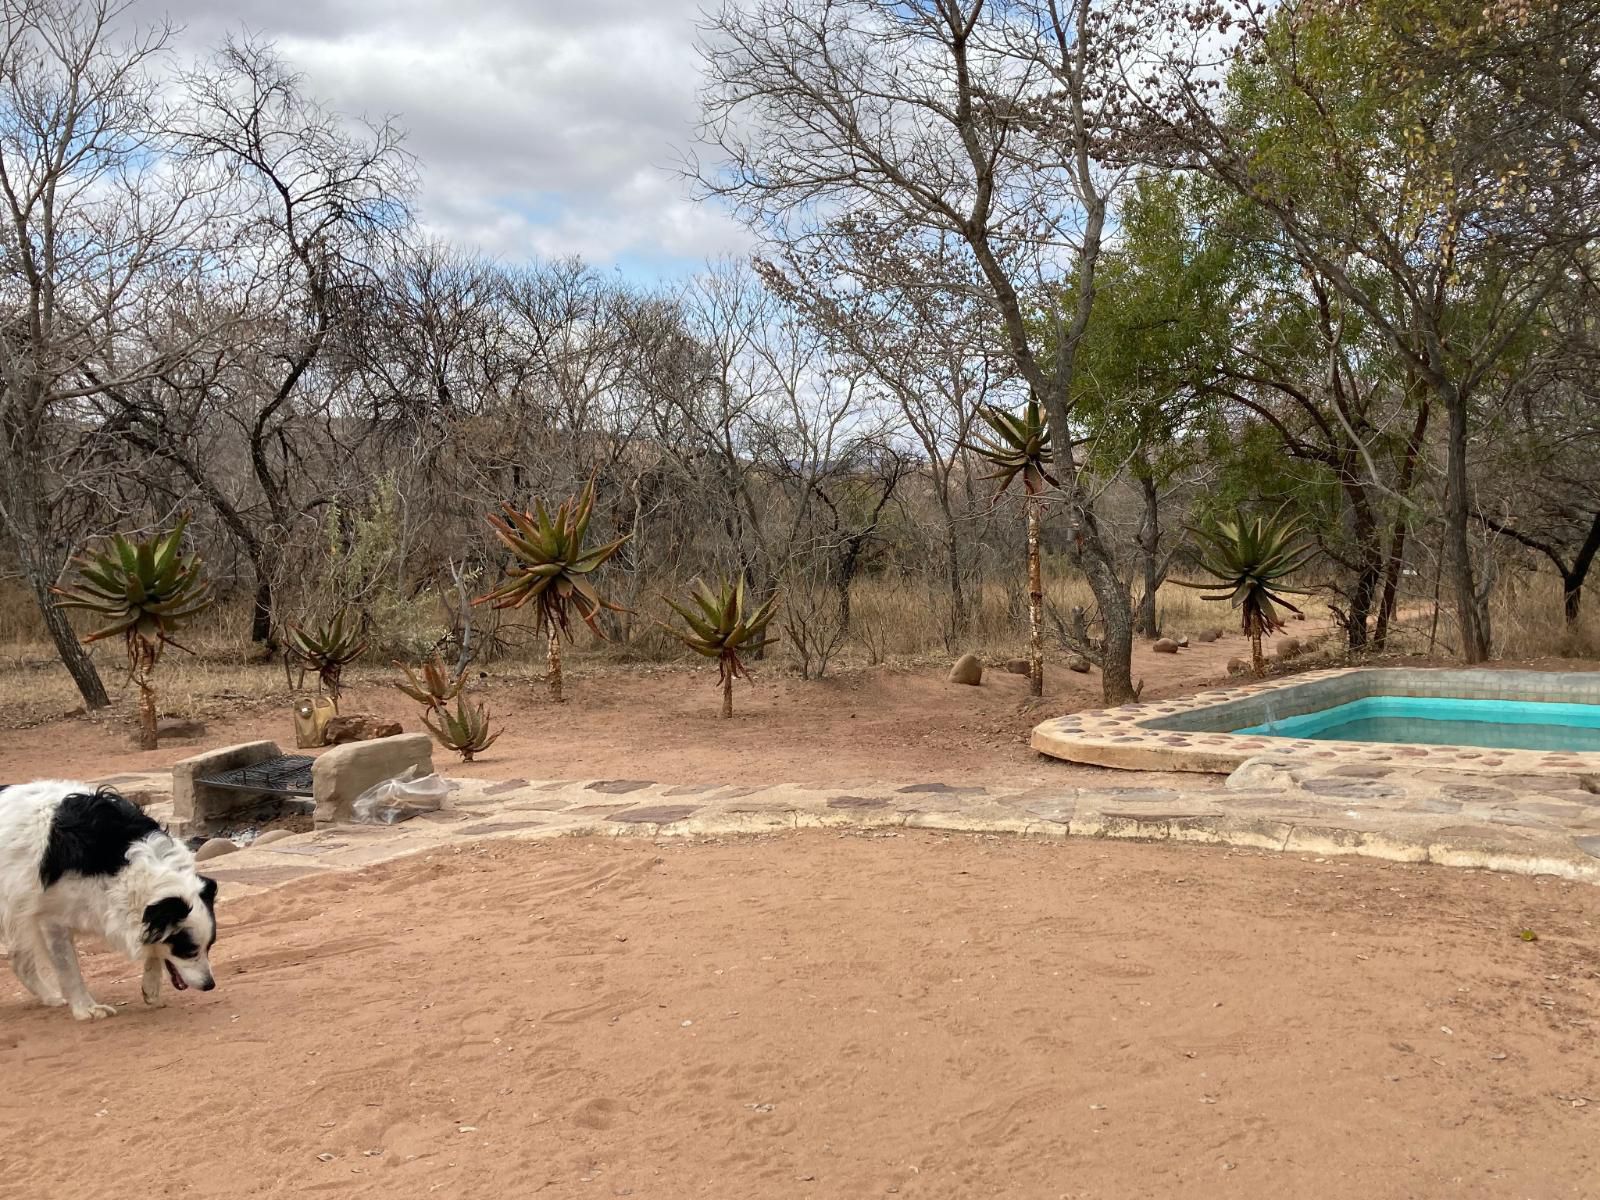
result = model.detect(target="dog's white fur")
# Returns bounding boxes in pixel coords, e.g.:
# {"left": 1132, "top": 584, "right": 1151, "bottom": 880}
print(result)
{"left": 0, "top": 779, "right": 216, "bottom": 1019}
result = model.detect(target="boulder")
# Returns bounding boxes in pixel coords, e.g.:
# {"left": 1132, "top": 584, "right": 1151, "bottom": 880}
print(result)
{"left": 194, "top": 838, "right": 239, "bottom": 863}
{"left": 1226, "top": 657, "right": 1249, "bottom": 676}
{"left": 1067, "top": 655, "right": 1092, "bottom": 674}
{"left": 251, "top": 829, "right": 297, "bottom": 847}
{"left": 311, "top": 733, "right": 434, "bottom": 825}
{"left": 948, "top": 654, "right": 984, "bottom": 686}
{"left": 1002, "top": 658, "right": 1031, "bottom": 676}
{"left": 1152, "top": 638, "right": 1180, "bottom": 654}
{"left": 322, "top": 714, "right": 404, "bottom": 745}
{"left": 1196, "top": 630, "right": 1219, "bottom": 643}
{"left": 1276, "top": 638, "right": 1303, "bottom": 660}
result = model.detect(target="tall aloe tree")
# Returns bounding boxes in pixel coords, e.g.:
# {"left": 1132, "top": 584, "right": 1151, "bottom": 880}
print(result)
{"left": 474, "top": 477, "right": 629, "bottom": 702}
{"left": 964, "top": 396, "right": 1056, "bottom": 696}
{"left": 285, "top": 608, "right": 368, "bottom": 704}
{"left": 53, "top": 519, "right": 213, "bottom": 749}
{"left": 662, "top": 575, "right": 781, "bottom": 718}
{"left": 1174, "top": 506, "right": 1316, "bottom": 675}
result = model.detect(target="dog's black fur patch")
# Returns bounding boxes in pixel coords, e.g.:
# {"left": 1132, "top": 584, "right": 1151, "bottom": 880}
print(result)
{"left": 142, "top": 895, "right": 192, "bottom": 945}
{"left": 40, "top": 787, "right": 161, "bottom": 887}
{"left": 199, "top": 876, "right": 219, "bottom": 947}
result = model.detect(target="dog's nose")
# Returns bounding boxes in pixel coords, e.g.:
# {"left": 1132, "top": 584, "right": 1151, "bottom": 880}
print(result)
{"left": 199, "top": 978, "right": 216, "bottom": 992}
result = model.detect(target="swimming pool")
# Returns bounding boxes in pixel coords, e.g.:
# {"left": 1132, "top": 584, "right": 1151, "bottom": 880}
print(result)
{"left": 1030, "top": 668, "right": 1600, "bottom": 774}
{"left": 1233, "top": 696, "right": 1600, "bottom": 753}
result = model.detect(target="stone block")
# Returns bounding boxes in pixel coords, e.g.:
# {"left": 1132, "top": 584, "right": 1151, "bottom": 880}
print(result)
{"left": 172, "top": 741, "right": 281, "bottom": 832}
{"left": 312, "top": 733, "right": 434, "bottom": 825}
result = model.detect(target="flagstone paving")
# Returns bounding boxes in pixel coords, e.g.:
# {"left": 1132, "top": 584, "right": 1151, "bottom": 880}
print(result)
{"left": 92, "top": 754, "right": 1600, "bottom": 901}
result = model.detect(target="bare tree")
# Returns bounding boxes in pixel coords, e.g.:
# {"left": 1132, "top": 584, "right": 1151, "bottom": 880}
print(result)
{"left": 696, "top": 0, "right": 1145, "bottom": 701}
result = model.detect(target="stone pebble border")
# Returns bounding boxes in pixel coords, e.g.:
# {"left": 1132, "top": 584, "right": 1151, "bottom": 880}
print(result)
{"left": 95, "top": 763, "right": 1600, "bottom": 902}
{"left": 1030, "top": 666, "right": 1600, "bottom": 777}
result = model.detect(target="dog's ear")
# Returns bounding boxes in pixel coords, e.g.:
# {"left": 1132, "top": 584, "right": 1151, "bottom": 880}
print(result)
{"left": 142, "top": 895, "right": 192, "bottom": 944}
{"left": 199, "top": 876, "right": 218, "bottom": 912}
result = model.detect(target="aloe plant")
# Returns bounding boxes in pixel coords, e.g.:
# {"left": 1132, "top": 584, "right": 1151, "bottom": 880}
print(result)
{"left": 285, "top": 608, "right": 368, "bottom": 702}
{"left": 474, "top": 476, "right": 630, "bottom": 702}
{"left": 423, "top": 695, "right": 501, "bottom": 762}
{"left": 662, "top": 575, "right": 780, "bottom": 718}
{"left": 963, "top": 396, "right": 1057, "bottom": 697}
{"left": 53, "top": 518, "right": 212, "bottom": 750}
{"left": 393, "top": 655, "right": 465, "bottom": 712}
{"left": 1173, "top": 505, "right": 1316, "bottom": 675}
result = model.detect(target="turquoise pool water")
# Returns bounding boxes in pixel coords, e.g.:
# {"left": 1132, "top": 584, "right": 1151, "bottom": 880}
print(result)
{"left": 1234, "top": 696, "right": 1600, "bottom": 752}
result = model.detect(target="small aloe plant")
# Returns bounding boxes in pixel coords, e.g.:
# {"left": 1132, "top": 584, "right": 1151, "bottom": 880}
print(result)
{"left": 393, "top": 655, "right": 466, "bottom": 712}
{"left": 1173, "top": 504, "right": 1316, "bottom": 675}
{"left": 423, "top": 696, "right": 501, "bottom": 762}
{"left": 53, "top": 518, "right": 212, "bottom": 750}
{"left": 661, "top": 575, "right": 780, "bottom": 718}
{"left": 285, "top": 608, "right": 369, "bottom": 702}
{"left": 475, "top": 476, "right": 630, "bottom": 703}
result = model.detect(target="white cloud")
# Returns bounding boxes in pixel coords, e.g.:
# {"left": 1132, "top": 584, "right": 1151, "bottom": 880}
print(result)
{"left": 154, "top": 0, "right": 750, "bottom": 274}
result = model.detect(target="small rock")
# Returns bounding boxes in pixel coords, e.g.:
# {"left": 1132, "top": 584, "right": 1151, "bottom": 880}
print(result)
{"left": 1196, "top": 630, "right": 1219, "bottom": 643}
{"left": 1225, "top": 657, "right": 1249, "bottom": 675}
{"left": 1152, "top": 638, "right": 1180, "bottom": 654}
{"left": 252, "top": 829, "right": 296, "bottom": 847}
{"left": 1175, "top": 636, "right": 1190, "bottom": 649}
{"left": 322, "top": 715, "right": 404, "bottom": 745}
{"left": 194, "top": 838, "right": 239, "bottom": 862}
{"left": 1579, "top": 775, "right": 1599, "bottom": 796}
{"left": 156, "top": 716, "right": 207, "bottom": 739}
{"left": 1001, "top": 658, "right": 1030, "bottom": 675}
{"left": 1067, "top": 655, "right": 1091, "bottom": 674}
{"left": 1291, "top": 612, "right": 1306, "bottom": 621}
{"left": 948, "top": 654, "right": 983, "bottom": 686}
{"left": 1275, "top": 638, "right": 1302, "bottom": 660}
{"left": 1227, "top": 757, "right": 1301, "bottom": 791}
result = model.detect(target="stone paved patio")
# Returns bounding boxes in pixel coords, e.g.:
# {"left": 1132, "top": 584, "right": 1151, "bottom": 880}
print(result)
{"left": 95, "top": 755, "right": 1600, "bottom": 902}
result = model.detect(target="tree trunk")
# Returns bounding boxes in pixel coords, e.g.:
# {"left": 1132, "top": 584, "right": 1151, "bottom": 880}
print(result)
{"left": 944, "top": 518, "right": 967, "bottom": 644}
{"left": 27, "top": 569, "right": 110, "bottom": 709}
{"left": 722, "top": 671, "right": 733, "bottom": 719}
{"left": 1563, "top": 512, "right": 1600, "bottom": 627}
{"left": 1249, "top": 615, "right": 1265, "bottom": 677}
{"left": 547, "top": 629, "right": 564, "bottom": 703}
{"left": 1134, "top": 470, "right": 1161, "bottom": 639}
{"left": 136, "top": 674, "right": 158, "bottom": 751}
{"left": 250, "top": 574, "right": 274, "bottom": 647}
{"left": 1444, "top": 391, "right": 1490, "bottom": 662}
{"left": 1026, "top": 495, "right": 1044, "bottom": 698}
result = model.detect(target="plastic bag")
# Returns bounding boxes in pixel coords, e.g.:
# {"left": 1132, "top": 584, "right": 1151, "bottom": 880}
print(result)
{"left": 350, "top": 765, "right": 452, "bottom": 825}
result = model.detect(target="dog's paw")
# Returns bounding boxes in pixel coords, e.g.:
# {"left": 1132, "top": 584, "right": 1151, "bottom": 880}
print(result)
{"left": 71, "top": 1002, "right": 117, "bottom": 1021}
{"left": 142, "top": 986, "right": 165, "bottom": 1007}
{"left": 39, "top": 995, "right": 67, "bottom": 1008}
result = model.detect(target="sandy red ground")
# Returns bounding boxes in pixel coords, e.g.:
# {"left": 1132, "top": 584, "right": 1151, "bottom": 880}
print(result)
{"left": 2, "top": 832, "right": 1596, "bottom": 1199}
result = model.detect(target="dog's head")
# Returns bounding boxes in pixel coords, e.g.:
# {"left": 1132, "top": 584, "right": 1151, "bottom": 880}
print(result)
{"left": 140, "top": 876, "right": 219, "bottom": 992}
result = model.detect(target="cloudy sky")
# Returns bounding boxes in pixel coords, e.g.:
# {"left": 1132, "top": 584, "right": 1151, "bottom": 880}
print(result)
{"left": 156, "top": 0, "right": 751, "bottom": 279}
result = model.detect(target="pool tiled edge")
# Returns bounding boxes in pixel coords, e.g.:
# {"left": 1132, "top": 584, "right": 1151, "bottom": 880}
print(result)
{"left": 1030, "top": 668, "right": 1600, "bottom": 777}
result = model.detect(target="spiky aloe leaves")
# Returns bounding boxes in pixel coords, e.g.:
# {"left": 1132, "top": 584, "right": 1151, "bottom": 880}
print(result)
{"left": 661, "top": 575, "right": 781, "bottom": 685}
{"left": 1172, "top": 504, "right": 1318, "bottom": 634}
{"left": 474, "top": 477, "right": 630, "bottom": 640}
{"left": 53, "top": 517, "right": 212, "bottom": 656}
{"left": 422, "top": 695, "right": 501, "bottom": 762}
{"left": 286, "top": 608, "right": 369, "bottom": 694}
{"left": 963, "top": 397, "right": 1058, "bottom": 496}
{"left": 394, "top": 655, "right": 465, "bottom": 710}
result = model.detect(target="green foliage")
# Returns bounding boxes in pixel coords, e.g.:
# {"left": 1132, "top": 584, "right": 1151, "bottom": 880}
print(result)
{"left": 1175, "top": 506, "right": 1317, "bottom": 637}
{"left": 964, "top": 397, "right": 1056, "bottom": 496}
{"left": 285, "top": 608, "right": 369, "bottom": 699}
{"left": 475, "top": 477, "right": 630, "bottom": 640}
{"left": 54, "top": 518, "right": 212, "bottom": 664}
{"left": 662, "top": 575, "right": 781, "bottom": 686}
{"left": 423, "top": 695, "right": 501, "bottom": 762}
{"left": 393, "top": 655, "right": 465, "bottom": 711}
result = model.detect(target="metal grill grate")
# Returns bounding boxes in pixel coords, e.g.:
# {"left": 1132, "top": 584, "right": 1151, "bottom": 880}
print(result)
{"left": 196, "top": 754, "right": 315, "bottom": 797}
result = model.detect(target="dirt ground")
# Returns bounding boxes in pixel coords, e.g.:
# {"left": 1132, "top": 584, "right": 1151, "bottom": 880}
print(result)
{"left": 2, "top": 620, "right": 1346, "bottom": 788}
{"left": 1, "top": 831, "right": 1595, "bottom": 1199}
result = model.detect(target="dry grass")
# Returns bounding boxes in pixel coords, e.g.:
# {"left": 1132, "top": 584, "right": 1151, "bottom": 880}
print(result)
{"left": 1, "top": 568, "right": 1590, "bottom": 731}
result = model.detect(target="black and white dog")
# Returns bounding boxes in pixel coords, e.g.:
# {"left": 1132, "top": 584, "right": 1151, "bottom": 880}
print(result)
{"left": 0, "top": 780, "right": 218, "bottom": 1020}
